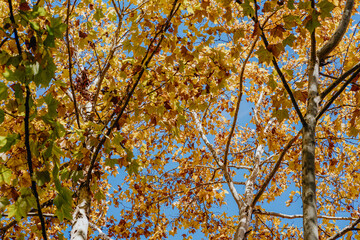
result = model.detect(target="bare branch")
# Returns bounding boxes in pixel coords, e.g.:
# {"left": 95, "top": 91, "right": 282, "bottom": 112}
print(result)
{"left": 223, "top": 34, "right": 259, "bottom": 168}
{"left": 259, "top": 31, "right": 307, "bottom": 126}
{"left": 327, "top": 217, "right": 360, "bottom": 240}
{"left": 66, "top": 0, "right": 81, "bottom": 129}
{"left": 252, "top": 131, "right": 300, "bottom": 208}
{"left": 317, "top": 0, "right": 355, "bottom": 61}
{"left": 89, "top": 222, "right": 114, "bottom": 240}
{"left": 92, "top": 12, "right": 124, "bottom": 113}
{"left": 191, "top": 111, "right": 243, "bottom": 208}
{"left": 195, "top": 164, "right": 253, "bottom": 170}
{"left": 317, "top": 67, "right": 360, "bottom": 120}
{"left": 191, "top": 112, "right": 223, "bottom": 167}
{"left": 85, "top": 0, "right": 181, "bottom": 185}
{"left": 320, "top": 62, "right": 360, "bottom": 99}
{"left": 254, "top": 210, "right": 357, "bottom": 221}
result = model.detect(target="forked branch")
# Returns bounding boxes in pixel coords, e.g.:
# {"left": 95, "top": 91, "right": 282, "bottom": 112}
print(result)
{"left": 317, "top": 0, "right": 355, "bottom": 61}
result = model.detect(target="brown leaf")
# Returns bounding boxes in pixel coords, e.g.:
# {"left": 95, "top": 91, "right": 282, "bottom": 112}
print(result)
{"left": 350, "top": 84, "right": 360, "bottom": 92}
{"left": 19, "top": 2, "right": 31, "bottom": 11}
{"left": 79, "top": 31, "right": 88, "bottom": 39}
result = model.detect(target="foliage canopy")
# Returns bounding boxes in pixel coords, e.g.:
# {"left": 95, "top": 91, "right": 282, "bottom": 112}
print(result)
{"left": 0, "top": 0, "right": 360, "bottom": 239}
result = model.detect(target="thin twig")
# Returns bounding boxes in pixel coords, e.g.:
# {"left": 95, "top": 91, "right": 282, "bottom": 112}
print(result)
{"left": 85, "top": 0, "right": 181, "bottom": 186}
{"left": 258, "top": 30, "right": 306, "bottom": 126}
{"left": 320, "top": 62, "right": 360, "bottom": 99}
{"left": 317, "top": 67, "right": 360, "bottom": 120}
{"left": 223, "top": 34, "right": 259, "bottom": 168}
{"left": 66, "top": 0, "right": 81, "bottom": 129}
{"left": 252, "top": 131, "right": 300, "bottom": 208}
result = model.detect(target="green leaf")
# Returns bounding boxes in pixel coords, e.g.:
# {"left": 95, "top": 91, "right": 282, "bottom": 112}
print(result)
{"left": 95, "top": 189, "right": 105, "bottom": 201}
{"left": 3, "top": 67, "right": 26, "bottom": 83}
{"left": 318, "top": 0, "right": 335, "bottom": 19}
{"left": 255, "top": 45, "right": 273, "bottom": 64}
{"left": 32, "top": 6, "right": 47, "bottom": 17}
{"left": 267, "top": 75, "right": 277, "bottom": 90}
{"left": 127, "top": 160, "right": 140, "bottom": 175}
{"left": 240, "top": 0, "right": 254, "bottom": 17}
{"left": 30, "top": 21, "right": 40, "bottom": 31}
{"left": 0, "top": 82, "right": 8, "bottom": 101}
{"left": 0, "top": 165, "right": 12, "bottom": 184}
{"left": 7, "top": 188, "right": 36, "bottom": 221}
{"left": 94, "top": 8, "right": 105, "bottom": 21}
{"left": 49, "top": 17, "right": 67, "bottom": 38}
{"left": 0, "top": 134, "right": 19, "bottom": 153}
{"left": 44, "top": 34, "right": 55, "bottom": 47}
{"left": 0, "top": 197, "right": 10, "bottom": 209}
{"left": 272, "top": 109, "right": 289, "bottom": 122}
{"left": 283, "top": 34, "right": 296, "bottom": 47}
{"left": 44, "top": 93, "right": 59, "bottom": 118}
{"left": 54, "top": 187, "right": 73, "bottom": 221}
{"left": 0, "top": 109, "right": 4, "bottom": 123}
{"left": 0, "top": 51, "right": 11, "bottom": 65}
{"left": 105, "top": 158, "right": 118, "bottom": 168}
{"left": 287, "top": 0, "right": 295, "bottom": 10}
{"left": 35, "top": 170, "right": 51, "bottom": 186}
{"left": 304, "top": 13, "right": 321, "bottom": 33}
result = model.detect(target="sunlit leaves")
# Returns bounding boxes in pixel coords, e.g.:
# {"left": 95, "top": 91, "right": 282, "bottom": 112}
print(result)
{"left": 318, "top": 0, "right": 335, "bottom": 19}
{"left": 255, "top": 45, "right": 273, "bottom": 64}
{"left": 54, "top": 186, "right": 73, "bottom": 221}
{"left": 0, "top": 165, "right": 12, "bottom": 184}
{"left": 7, "top": 188, "right": 36, "bottom": 221}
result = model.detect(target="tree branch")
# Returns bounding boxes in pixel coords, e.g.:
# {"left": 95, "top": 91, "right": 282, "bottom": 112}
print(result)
{"left": 327, "top": 217, "right": 360, "bottom": 240}
{"left": 320, "top": 62, "right": 360, "bottom": 99}
{"left": 317, "top": 67, "right": 360, "bottom": 120}
{"left": 259, "top": 31, "right": 307, "bottom": 126}
{"left": 89, "top": 222, "right": 114, "bottom": 240}
{"left": 85, "top": 0, "right": 181, "bottom": 186}
{"left": 7, "top": 0, "right": 47, "bottom": 239}
{"left": 66, "top": 0, "right": 81, "bottom": 129}
{"left": 252, "top": 130, "right": 300, "bottom": 208}
{"left": 191, "top": 111, "right": 243, "bottom": 209}
{"left": 92, "top": 10, "right": 124, "bottom": 113}
{"left": 317, "top": 0, "right": 355, "bottom": 61}
{"left": 254, "top": 210, "right": 357, "bottom": 221}
{"left": 223, "top": 33, "right": 259, "bottom": 168}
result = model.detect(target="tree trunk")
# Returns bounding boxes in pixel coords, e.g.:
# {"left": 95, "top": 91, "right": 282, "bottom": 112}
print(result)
{"left": 70, "top": 184, "right": 91, "bottom": 240}
{"left": 302, "top": 32, "right": 320, "bottom": 239}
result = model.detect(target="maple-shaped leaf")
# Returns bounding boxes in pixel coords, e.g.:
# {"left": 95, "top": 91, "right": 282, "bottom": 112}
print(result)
{"left": 318, "top": 0, "right": 335, "bottom": 19}
{"left": 283, "top": 34, "right": 296, "bottom": 47}
{"left": 262, "top": 1, "right": 275, "bottom": 13}
{"left": 266, "top": 43, "right": 284, "bottom": 58}
{"left": 304, "top": 13, "right": 321, "bottom": 33}
{"left": 255, "top": 45, "right": 273, "bottom": 64}
{"left": 272, "top": 109, "right": 289, "bottom": 122}
{"left": 270, "top": 25, "right": 286, "bottom": 38}
{"left": 0, "top": 165, "right": 11, "bottom": 184}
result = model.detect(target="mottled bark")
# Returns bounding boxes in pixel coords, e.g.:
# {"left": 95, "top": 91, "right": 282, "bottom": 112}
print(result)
{"left": 70, "top": 185, "right": 91, "bottom": 240}
{"left": 302, "top": 20, "right": 320, "bottom": 238}
{"left": 302, "top": 1, "right": 355, "bottom": 239}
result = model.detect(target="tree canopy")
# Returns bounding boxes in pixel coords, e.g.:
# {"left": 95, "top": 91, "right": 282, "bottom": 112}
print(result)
{"left": 1, "top": 0, "right": 360, "bottom": 239}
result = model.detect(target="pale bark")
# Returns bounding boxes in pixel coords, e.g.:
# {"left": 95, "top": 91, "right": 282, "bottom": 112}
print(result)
{"left": 253, "top": 210, "right": 356, "bottom": 221}
{"left": 317, "top": 0, "right": 355, "bottom": 61}
{"left": 70, "top": 185, "right": 91, "bottom": 240}
{"left": 302, "top": 1, "right": 355, "bottom": 239}
{"left": 302, "top": 29, "right": 320, "bottom": 240}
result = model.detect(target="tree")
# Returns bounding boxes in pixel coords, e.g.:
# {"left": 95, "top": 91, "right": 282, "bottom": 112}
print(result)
{"left": 0, "top": 0, "right": 360, "bottom": 239}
